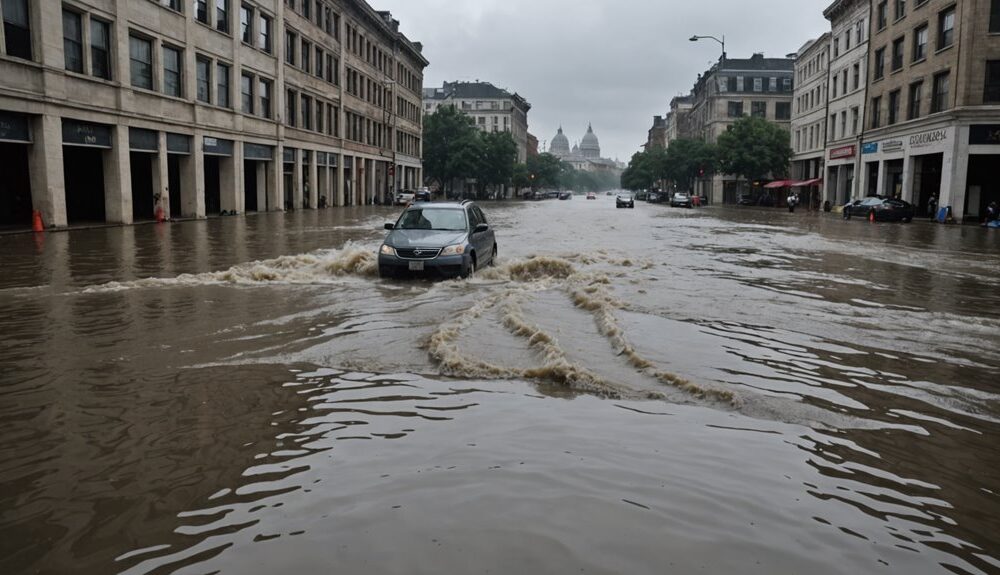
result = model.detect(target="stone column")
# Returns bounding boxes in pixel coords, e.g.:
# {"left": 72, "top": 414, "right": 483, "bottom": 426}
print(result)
{"left": 154, "top": 132, "right": 169, "bottom": 219}
{"left": 874, "top": 160, "right": 887, "bottom": 199}
{"left": 220, "top": 144, "right": 241, "bottom": 214}
{"left": 29, "top": 114, "right": 67, "bottom": 228}
{"left": 181, "top": 133, "right": 205, "bottom": 219}
{"left": 307, "top": 152, "right": 318, "bottom": 209}
{"left": 256, "top": 161, "right": 267, "bottom": 212}
{"left": 901, "top": 154, "right": 915, "bottom": 203}
{"left": 335, "top": 154, "right": 345, "bottom": 206}
{"left": 103, "top": 124, "right": 132, "bottom": 224}
{"left": 367, "top": 158, "right": 375, "bottom": 205}
{"left": 940, "top": 128, "right": 967, "bottom": 221}
{"left": 292, "top": 150, "right": 303, "bottom": 210}
{"left": 269, "top": 145, "right": 283, "bottom": 211}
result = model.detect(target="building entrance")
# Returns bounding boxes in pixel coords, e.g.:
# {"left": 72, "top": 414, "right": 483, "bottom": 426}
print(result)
{"left": 203, "top": 156, "right": 221, "bottom": 215}
{"left": 0, "top": 143, "right": 32, "bottom": 228}
{"left": 130, "top": 152, "right": 156, "bottom": 222}
{"left": 63, "top": 147, "right": 106, "bottom": 224}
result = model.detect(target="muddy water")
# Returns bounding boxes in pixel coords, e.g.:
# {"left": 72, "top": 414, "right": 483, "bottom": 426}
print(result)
{"left": 1, "top": 199, "right": 999, "bottom": 574}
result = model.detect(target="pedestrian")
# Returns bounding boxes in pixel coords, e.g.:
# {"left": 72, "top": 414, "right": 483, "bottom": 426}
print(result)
{"left": 787, "top": 191, "right": 797, "bottom": 213}
{"left": 985, "top": 201, "right": 999, "bottom": 226}
{"left": 927, "top": 194, "right": 938, "bottom": 219}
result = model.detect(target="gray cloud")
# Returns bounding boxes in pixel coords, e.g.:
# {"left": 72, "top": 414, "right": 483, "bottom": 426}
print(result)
{"left": 377, "top": 0, "right": 830, "bottom": 161}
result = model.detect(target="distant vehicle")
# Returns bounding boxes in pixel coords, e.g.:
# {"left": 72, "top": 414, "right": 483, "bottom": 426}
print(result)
{"left": 606, "top": 191, "right": 613, "bottom": 196}
{"left": 414, "top": 190, "right": 431, "bottom": 202}
{"left": 546, "top": 191, "right": 561, "bottom": 199}
{"left": 843, "top": 196, "right": 915, "bottom": 222}
{"left": 635, "top": 190, "right": 648, "bottom": 201}
{"left": 616, "top": 193, "right": 635, "bottom": 209}
{"left": 558, "top": 191, "right": 572, "bottom": 200}
{"left": 379, "top": 200, "right": 497, "bottom": 279}
{"left": 737, "top": 194, "right": 755, "bottom": 206}
{"left": 670, "top": 192, "right": 693, "bottom": 208}
{"left": 647, "top": 192, "right": 663, "bottom": 203}
{"left": 586, "top": 192, "right": 597, "bottom": 200}
{"left": 395, "top": 190, "right": 415, "bottom": 205}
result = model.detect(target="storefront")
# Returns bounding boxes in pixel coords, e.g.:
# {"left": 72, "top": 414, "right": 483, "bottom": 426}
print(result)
{"left": 861, "top": 126, "right": 952, "bottom": 212}
{"left": 243, "top": 143, "right": 274, "bottom": 213}
{"left": 62, "top": 119, "right": 112, "bottom": 224}
{"left": 965, "top": 124, "right": 1000, "bottom": 222}
{"left": 0, "top": 111, "right": 33, "bottom": 228}
{"left": 825, "top": 144, "right": 856, "bottom": 206}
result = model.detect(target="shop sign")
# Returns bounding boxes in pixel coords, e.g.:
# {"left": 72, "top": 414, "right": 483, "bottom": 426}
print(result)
{"left": 909, "top": 128, "right": 948, "bottom": 149}
{"left": 969, "top": 124, "right": 1000, "bottom": 145}
{"left": 62, "top": 119, "right": 112, "bottom": 148}
{"left": 0, "top": 111, "right": 31, "bottom": 143}
{"left": 244, "top": 143, "right": 273, "bottom": 160}
{"left": 129, "top": 128, "right": 158, "bottom": 152}
{"left": 862, "top": 142, "right": 878, "bottom": 154}
{"left": 203, "top": 136, "right": 233, "bottom": 156}
{"left": 881, "top": 140, "right": 904, "bottom": 152}
{"left": 166, "top": 133, "right": 191, "bottom": 154}
{"left": 829, "top": 145, "right": 855, "bottom": 160}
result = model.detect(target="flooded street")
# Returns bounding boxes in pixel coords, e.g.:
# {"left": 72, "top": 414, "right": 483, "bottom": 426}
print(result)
{"left": 1, "top": 198, "right": 999, "bottom": 575}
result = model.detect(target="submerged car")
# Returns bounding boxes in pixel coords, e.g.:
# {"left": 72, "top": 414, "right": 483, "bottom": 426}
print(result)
{"left": 379, "top": 201, "right": 497, "bottom": 279}
{"left": 616, "top": 193, "right": 635, "bottom": 209}
{"left": 670, "top": 192, "right": 693, "bottom": 208}
{"left": 843, "top": 197, "right": 915, "bottom": 222}
{"left": 559, "top": 191, "right": 572, "bottom": 200}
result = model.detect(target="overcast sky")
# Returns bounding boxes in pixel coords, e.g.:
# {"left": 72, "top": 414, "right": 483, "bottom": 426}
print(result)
{"left": 375, "top": 0, "right": 831, "bottom": 162}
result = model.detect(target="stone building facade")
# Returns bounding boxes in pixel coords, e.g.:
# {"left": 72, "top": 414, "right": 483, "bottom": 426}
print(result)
{"left": 790, "top": 33, "right": 831, "bottom": 204}
{"left": 860, "top": 0, "right": 1000, "bottom": 221}
{"left": 0, "top": 0, "right": 426, "bottom": 229}
{"left": 422, "top": 81, "right": 531, "bottom": 163}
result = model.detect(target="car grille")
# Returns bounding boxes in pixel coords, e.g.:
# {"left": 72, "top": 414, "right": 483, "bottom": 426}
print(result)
{"left": 396, "top": 247, "right": 442, "bottom": 259}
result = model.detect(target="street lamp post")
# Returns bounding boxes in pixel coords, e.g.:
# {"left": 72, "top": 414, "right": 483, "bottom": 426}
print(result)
{"left": 689, "top": 34, "right": 726, "bottom": 66}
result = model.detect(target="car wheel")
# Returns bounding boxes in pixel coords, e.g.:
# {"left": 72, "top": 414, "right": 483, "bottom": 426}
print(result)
{"left": 464, "top": 256, "right": 476, "bottom": 279}
{"left": 489, "top": 244, "right": 498, "bottom": 266}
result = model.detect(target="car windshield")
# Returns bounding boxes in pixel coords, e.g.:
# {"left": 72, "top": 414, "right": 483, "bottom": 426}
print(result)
{"left": 397, "top": 208, "right": 467, "bottom": 231}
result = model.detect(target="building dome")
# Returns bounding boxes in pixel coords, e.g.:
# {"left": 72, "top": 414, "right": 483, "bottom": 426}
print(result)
{"left": 550, "top": 126, "right": 570, "bottom": 157}
{"left": 580, "top": 123, "right": 601, "bottom": 159}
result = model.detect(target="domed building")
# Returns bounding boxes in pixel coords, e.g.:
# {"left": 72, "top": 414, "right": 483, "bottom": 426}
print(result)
{"left": 547, "top": 124, "right": 618, "bottom": 173}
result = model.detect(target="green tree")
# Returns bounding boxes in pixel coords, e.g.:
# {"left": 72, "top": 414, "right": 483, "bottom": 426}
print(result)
{"left": 526, "top": 153, "right": 563, "bottom": 190}
{"left": 512, "top": 163, "right": 532, "bottom": 197}
{"left": 475, "top": 131, "right": 518, "bottom": 198}
{"left": 664, "top": 139, "right": 718, "bottom": 192}
{"left": 622, "top": 148, "right": 668, "bottom": 191}
{"left": 422, "top": 106, "right": 481, "bottom": 194}
{"left": 716, "top": 117, "right": 792, "bottom": 184}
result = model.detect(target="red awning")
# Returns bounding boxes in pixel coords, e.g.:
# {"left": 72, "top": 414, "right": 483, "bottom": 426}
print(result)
{"left": 792, "top": 178, "right": 824, "bottom": 187}
{"left": 763, "top": 180, "right": 796, "bottom": 188}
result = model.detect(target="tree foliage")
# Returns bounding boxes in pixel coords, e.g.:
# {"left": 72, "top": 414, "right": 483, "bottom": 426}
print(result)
{"left": 422, "top": 106, "right": 481, "bottom": 193}
{"left": 525, "top": 153, "right": 563, "bottom": 190}
{"left": 664, "top": 139, "right": 717, "bottom": 192}
{"left": 475, "top": 131, "right": 518, "bottom": 193}
{"left": 715, "top": 116, "right": 792, "bottom": 183}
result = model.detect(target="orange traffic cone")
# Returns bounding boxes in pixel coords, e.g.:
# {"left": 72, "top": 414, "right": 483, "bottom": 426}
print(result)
{"left": 32, "top": 210, "right": 44, "bottom": 232}
{"left": 869, "top": 210, "right": 876, "bottom": 223}
{"left": 155, "top": 206, "right": 166, "bottom": 223}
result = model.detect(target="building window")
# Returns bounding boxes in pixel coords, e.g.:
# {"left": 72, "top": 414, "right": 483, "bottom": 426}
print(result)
{"left": 775, "top": 102, "right": 791, "bottom": 120}
{"left": 985, "top": 61, "right": 1000, "bottom": 103}
{"left": 259, "top": 78, "right": 272, "bottom": 118}
{"left": 853, "top": 63, "right": 860, "bottom": 89}
{"left": 912, "top": 25, "right": 928, "bottom": 62}
{"left": 301, "top": 94, "right": 311, "bottom": 130}
{"left": 316, "top": 101, "right": 324, "bottom": 134}
{"left": 3, "top": 0, "right": 32, "bottom": 60}
{"left": 258, "top": 14, "right": 272, "bottom": 52}
{"left": 992, "top": 0, "right": 1000, "bottom": 33}
{"left": 286, "top": 89, "right": 296, "bottom": 127}
{"left": 62, "top": 9, "right": 83, "bottom": 73}
{"left": 782, "top": 77, "right": 791, "bottom": 92}
{"left": 161, "top": 0, "right": 182, "bottom": 11}
{"left": 727, "top": 101, "right": 743, "bottom": 117}
{"left": 874, "top": 47, "right": 885, "bottom": 80}
{"left": 877, "top": 1, "right": 888, "bottom": 29}
{"left": 768, "top": 77, "right": 777, "bottom": 92}
{"left": 285, "top": 30, "right": 296, "bottom": 65}
{"left": 217, "top": 62, "right": 230, "bottom": 107}
{"left": 841, "top": 110, "right": 847, "bottom": 136}
{"left": 891, "top": 37, "right": 904, "bottom": 71}
{"left": 194, "top": 0, "right": 208, "bottom": 24}
{"left": 938, "top": 6, "right": 954, "bottom": 49}
{"left": 908, "top": 81, "right": 923, "bottom": 119}
{"left": 240, "top": 4, "right": 253, "bottom": 44}
{"left": 301, "top": 40, "right": 310, "bottom": 71}
{"left": 241, "top": 72, "right": 254, "bottom": 113}
{"left": 931, "top": 70, "right": 950, "bottom": 112}
{"left": 845, "top": 30, "right": 851, "bottom": 50}
{"left": 129, "top": 35, "right": 153, "bottom": 90}
{"left": 851, "top": 106, "right": 859, "bottom": 134}
{"left": 753, "top": 77, "right": 762, "bottom": 92}
{"left": 196, "top": 56, "right": 211, "bottom": 103}
{"left": 895, "top": 0, "right": 905, "bottom": 20}
{"left": 887, "top": 89, "right": 900, "bottom": 124}
{"left": 88, "top": 19, "right": 111, "bottom": 80}
{"left": 315, "top": 47, "right": 324, "bottom": 78}
{"left": 834, "top": 37, "right": 840, "bottom": 58}
{"left": 870, "top": 96, "right": 881, "bottom": 128}
{"left": 215, "top": 0, "right": 229, "bottom": 33}
{"left": 162, "top": 46, "right": 182, "bottom": 97}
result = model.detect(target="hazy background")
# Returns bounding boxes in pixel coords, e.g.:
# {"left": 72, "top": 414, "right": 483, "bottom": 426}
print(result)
{"left": 377, "top": 0, "right": 831, "bottom": 162}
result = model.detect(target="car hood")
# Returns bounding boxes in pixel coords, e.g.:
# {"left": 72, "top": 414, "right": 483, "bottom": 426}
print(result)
{"left": 385, "top": 229, "right": 468, "bottom": 248}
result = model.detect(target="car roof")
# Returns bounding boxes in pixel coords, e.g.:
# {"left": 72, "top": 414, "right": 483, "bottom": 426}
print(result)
{"left": 406, "top": 201, "right": 469, "bottom": 210}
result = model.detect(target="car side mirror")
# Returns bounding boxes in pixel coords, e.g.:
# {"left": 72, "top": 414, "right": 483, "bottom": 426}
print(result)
{"left": 474, "top": 223, "right": 489, "bottom": 233}
{"left": 384, "top": 223, "right": 395, "bottom": 230}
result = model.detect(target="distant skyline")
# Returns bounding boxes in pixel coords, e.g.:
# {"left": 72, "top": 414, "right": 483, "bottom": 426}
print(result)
{"left": 376, "top": 0, "right": 831, "bottom": 161}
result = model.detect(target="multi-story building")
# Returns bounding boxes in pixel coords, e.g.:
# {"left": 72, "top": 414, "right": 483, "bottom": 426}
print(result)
{"left": 860, "top": 0, "right": 1000, "bottom": 221}
{"left": 689, "top": 53, "right": 796, "bottom": 203}
{"left": 665, "top": 95, "right": 694, "bottom": 145}
{"left": 824, "top": 0, "right": 871, "bottom": 206}
{"left": 645, "top": 115, "right": 667, "bottom": 150}
{"left": 422, "top": 81, "right": 531, "bottom": 163}
{"left": 790, "top": 33, "right": 831, "bottom": 205}
{"left": 0, "top": 0, "right": 426, "bottom": 230}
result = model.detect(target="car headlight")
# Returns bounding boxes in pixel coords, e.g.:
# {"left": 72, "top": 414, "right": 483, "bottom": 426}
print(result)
{"left": 440, "top": 244, "right": 465, "bottom": 256}
{"left": 380, "top": 244, "right": 396, "bottom": 256}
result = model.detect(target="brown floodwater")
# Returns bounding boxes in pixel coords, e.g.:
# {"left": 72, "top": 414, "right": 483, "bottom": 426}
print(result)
{"left": 1, "top": 199, "right": 998, "bottom": 575}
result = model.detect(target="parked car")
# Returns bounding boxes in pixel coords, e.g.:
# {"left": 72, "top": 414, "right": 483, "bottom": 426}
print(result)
{"left": 379, "top": 201, "right": 497, "bottom": 279}
{"left": 737, "top": 194, "right": 756, "bottom": 206}
{"left": 634, "top": 190, "right": 648, "bottom": 201}
{"left": 559, "top": 191, "right": 572, "bottom": 200}
{"left": 843, "top": 196, "right": 915, "bottom": 222}
{"left": 647, "top": 192, "right": 661, "bottom": 203}
{"left": 616, "top": 193, "right": 635, "bottom": 209}
{"left": 670, "top": 192, "right": 693, "bottom": 208}
{"left": 586, "top": 192, "right": 597, "bottom": 200}
{"left": 395, "top": 190, "right": 415, "bottom": 205}
{"left": 414, "top": 190, "right": 431, "bottom": 202}
{"left": 606, "top": 191, "right": 613, "bottom": 196}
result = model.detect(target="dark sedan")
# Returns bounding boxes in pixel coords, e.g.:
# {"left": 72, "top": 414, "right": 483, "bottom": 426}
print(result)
{"left": 843, "top": 197, "right": 915, "bottom": 222}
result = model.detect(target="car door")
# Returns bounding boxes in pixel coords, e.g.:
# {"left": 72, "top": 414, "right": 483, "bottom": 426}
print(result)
{"left": 473, "top": 206, "right": 495, "bottom": 260}
{"left": 465, "top": 206, "right": 482, "bottom": 257}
